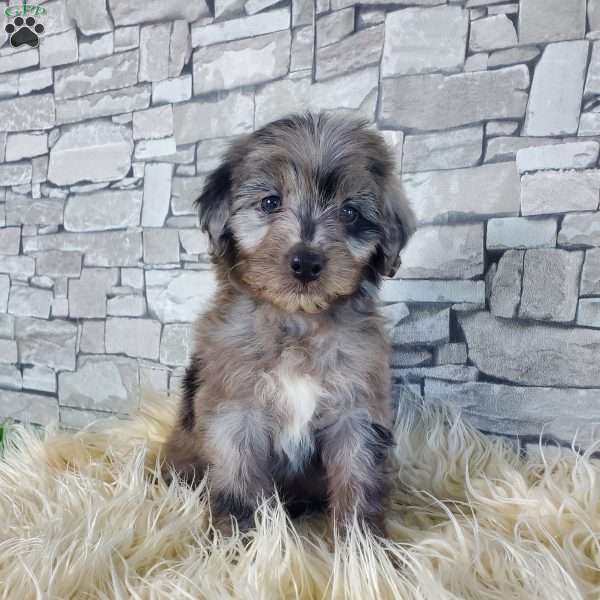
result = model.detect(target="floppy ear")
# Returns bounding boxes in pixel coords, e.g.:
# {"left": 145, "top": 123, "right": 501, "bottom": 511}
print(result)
{"left": 196, "top": 160, "right": 234, "bottom": 258}
{"left": 379, "top": 179, "right": 416, "bottom": 277}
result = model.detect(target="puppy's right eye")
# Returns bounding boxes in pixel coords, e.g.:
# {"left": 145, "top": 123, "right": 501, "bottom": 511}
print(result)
{"left": 261, "top": 195, "right": 281, "bottom": 214}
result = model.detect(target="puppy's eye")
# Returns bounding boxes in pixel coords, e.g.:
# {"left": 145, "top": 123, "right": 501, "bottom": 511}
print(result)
{"left": 261, "top": 195, "right": 281, "bottom": 214}
{"left": 340, "top": 205, "right": 358, "bottom": 224}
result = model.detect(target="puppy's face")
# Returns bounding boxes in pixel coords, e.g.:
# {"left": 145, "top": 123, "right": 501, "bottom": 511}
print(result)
{"left": 198, "top": 114, "right": 414, "bottom": 313}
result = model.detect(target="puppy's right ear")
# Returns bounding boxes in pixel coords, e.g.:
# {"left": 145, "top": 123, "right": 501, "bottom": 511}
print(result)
{"left": 196, "top": 161, "right": 234, "bottom": 258}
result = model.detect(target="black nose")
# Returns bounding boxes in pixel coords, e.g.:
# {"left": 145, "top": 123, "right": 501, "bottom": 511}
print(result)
{"left": 290, "top": 248, "right": 323, "bottom": 282}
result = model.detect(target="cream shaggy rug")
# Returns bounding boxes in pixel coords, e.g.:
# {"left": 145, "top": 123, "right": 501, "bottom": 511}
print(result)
{"left": 1, "top": 394, "right": 599, "bottom": 600}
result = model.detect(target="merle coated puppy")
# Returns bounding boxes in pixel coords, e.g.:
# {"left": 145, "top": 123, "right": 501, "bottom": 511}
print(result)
{"left": 163, "top": 113, "right": 414, "bottom": 535}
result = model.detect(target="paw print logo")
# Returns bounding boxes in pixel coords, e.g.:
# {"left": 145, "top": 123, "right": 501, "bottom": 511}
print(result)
{"left": 5, "top": 16, "right": 44, "bottom": 48}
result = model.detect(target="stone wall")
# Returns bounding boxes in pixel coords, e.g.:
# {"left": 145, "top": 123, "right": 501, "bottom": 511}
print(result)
{"left": 1, "top": 0, "right": 599, "bottom": 446}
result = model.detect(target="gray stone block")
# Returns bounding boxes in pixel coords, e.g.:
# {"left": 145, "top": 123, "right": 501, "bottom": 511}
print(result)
{"left": 105, "top": 317, "right": 161, "bottom": 360}
{"left": 59, "top": 355, "right": 140, "bottom": 413}
{"left": 316, "top": 25, "right": 382, "bottom": 81}
{"left": 390, "top": 349, "right": 433, "bottom": 368}
{"left": 34, "top": 250, "right": 82, "bottom": 278}
{"left": 0, "top": 163, "right": 32, "bottom": 186}
{"left": 585, "top": 42, "right": 600, "bottom": 97}
{"left": 380, "top": 302, "right": 410, "bottom": 331}
{"left": 290, "top": 26, "right": 313, "bottom": 71}
{"left": 317, "top": 8, "right": 353, "bottom": 48}
{"left": 171, "top": 176, "right": 205, "bottom": 216}
{"left": 402, "top": 126, "right": 483, "bottom": 172}
{"left": 0, "top": 390, "right": 58, "bottom": 425}
{"left": 79, "top": 33, "right": 114, "bottom": 62}
{"left": 22, "top": 365, "right": 56, "bottom": 394}
{"left": 0, "top": 255, "right": 35, "bottom": 279}
{"left": 56, "top": 86, "right": 151, "bottom": 125}
{"left": 490, "top": 250, "right": 524, "bottom": 319}
{"left": 142, "top": 163, "right": 173, "bottom": 227}
{"left": 143, "top": 229, "right": 180, "bottom": 264}
{"left": 0, "top": 313, "right": 14, "bottom": 339}
{"left": 470, "top": 15, "right": 517, "bottom": 52}
{"left": 0, "top": 227, "right": 20, "bottom": 255}
{"left": 488, "top": 46, "right": 540, "bottom": 68}
{"left": 107, "top": 295, "right": 147, "bottom": 317}
{"left": 0, "top": 277, "right": 7, "bottom": 314}
{"left": 65, "top": 0, "right": 113, "bottom": 35}
{"left": 487, "top": 217, "right": 557, "bottom": 250}
{"left": 379, "top": 66, "right": 529, "bottom": 131}
{"left": 114, "top": 26, "right": 140, "bottom": 52}
{"left": 134, "top": 137, "right": 177, "bottom": 160}
{"left": 523, "top": 41, "right": 589, "bottom": 136}
{"left": 518, "top": 0, "right": 586, "bottom": 44}
{"left": 521, "top": 171, "right": 600, "bottom": 216}
{"left": 5, "top": 133, "right": 48, "bottom": 162}
{"left": 425, "top": 380, "right": 600, "bottom": 446}
{"left": 133, "top": 105, "right": 173, "bottom": 140}
{"left": 48, "top": 121, "right": 134, "bottom": 186}
{"left": 146, "top": 269, "right": 217, "bottom": 322}
{"left": 40, "top": 29, "right": 79, "bottom": 68}
{"left": 516, "top": 142, "right": 599, "bottom": 173}
{"left": 577, "top": 299, "right": 600, "bottom": 328}
{"left": 24, "top": 231, "right": 142, "bottom": 267}
{"left": 519, "top": 249, "right": 583, "bottom": 322}
{"left": 65, "top": 190, "right": 142, "bottom": 232}
{"left": 0, "top": 94, "right": 55, "bottom": 131}
{"left": 55, "top": 50, "right": 139, "bottom": 100}
{"left": 160, "top": 323, "right": 193, "bottom": 366}
{"left": 0, "top": 364, "right": 22, "bottom": 390}
{"left": 381, "top": 279, "right": 485, "bottom": 305}
{"left": 109, "top": 0, "right": 209, "bottom": 26}
{"left": 390, "top": 307, "right": 450, "bottom": 347}
{"left": 173, "top": 90, "right": 254, "bottom": 145}
{"left": 398, "top": 224, "right": 484, "bottom": 280}
{"left": 169, "top": 21, "right": 192, "bottom": 78}
{"left": 80, "top": 320, "right": 105, "bottom": 354}
{"left": 8, "top": 285, "right": 52, "bottom": 319}
{"left": 0, "top": 338, "right": 17, "bottom": 364}
{"left": 191, "top": 7, "right": 289, "bottom": 46}
{"left": 16, "top": 317, "right": 77, "bottom": 371}
{"left": 194, "top": 31, "right": 291, "bottom": 95}
{"left": 435, "top": 343, "right": 468, "bottom": 365}
{"left": 558, "top": 212, "right": 600, "bottom": 248}
{"left": 69, "top": 268, "right": 118, "bottom": 319}
{"left": 580, "top": 249, "right": 600, "bottom": 296}
{"left": 458, "top": 311, "right": 600, "bottom": 387}
{"left": 403, "top": 162, "right": 520, "bottom": 226}
{"left": 0, "top": 49, "right": 39, "bottom": 74}
{"left": 19, "top": 69, "right": 53, "bottom": 96}
{"left": 485, "top": 137, "right": 560, "bottom": 162}
{"left": 383, "top": 6, "right": 467, "bottom": 77}
{"left": 152, "top": 74, "right": 192, "bottom": 105}
{"left": 139, "top": 23, "right": 171, "bottom": 83}
{"left": 393, "top": 365, "right": 479, "bottom": 383}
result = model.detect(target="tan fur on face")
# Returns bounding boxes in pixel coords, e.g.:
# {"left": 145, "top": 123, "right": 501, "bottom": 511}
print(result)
{"left": 163, "top": 113, "right": 415, "bottom": 535}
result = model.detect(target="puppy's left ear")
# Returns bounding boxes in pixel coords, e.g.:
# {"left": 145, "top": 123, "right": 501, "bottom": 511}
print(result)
{"left": 379, "top": 180, "right": 416, "bottom": 277}
{"left": 196, "top": 160, "right": 234, "bottom": 258}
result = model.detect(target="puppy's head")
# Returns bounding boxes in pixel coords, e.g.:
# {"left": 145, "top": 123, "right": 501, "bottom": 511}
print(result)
{"left": 197, "top": 113, "right": 414, "bottom": 314}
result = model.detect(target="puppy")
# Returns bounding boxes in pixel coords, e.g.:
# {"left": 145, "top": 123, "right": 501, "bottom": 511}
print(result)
{"left": 163, "top": 113, "right": 414, "bottom": 535}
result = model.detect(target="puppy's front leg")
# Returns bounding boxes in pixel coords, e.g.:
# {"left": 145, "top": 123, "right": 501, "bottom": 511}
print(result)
{"left": 318, "top": 411, "right": 393, "bottom": 537}
{"left": 205, "top": 407, "right": 273, "bottom": 531}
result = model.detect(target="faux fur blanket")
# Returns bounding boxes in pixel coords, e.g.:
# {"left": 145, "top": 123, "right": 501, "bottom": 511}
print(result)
{"left": 1, "top": 395, "right": 598, "bottom": 599}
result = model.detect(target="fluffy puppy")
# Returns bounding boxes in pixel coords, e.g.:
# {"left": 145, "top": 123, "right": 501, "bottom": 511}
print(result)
{"left": 163, "top": 113, "right": 414, "bottom": 535}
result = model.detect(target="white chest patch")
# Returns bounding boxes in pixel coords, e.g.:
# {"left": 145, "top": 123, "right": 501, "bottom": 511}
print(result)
{"left": 269, "top": 359, "right": 322, "bottom": 470}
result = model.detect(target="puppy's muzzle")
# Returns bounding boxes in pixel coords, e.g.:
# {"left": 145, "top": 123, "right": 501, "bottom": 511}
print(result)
{"left": 289, "top": 245, "right": 324, "bottom": 283}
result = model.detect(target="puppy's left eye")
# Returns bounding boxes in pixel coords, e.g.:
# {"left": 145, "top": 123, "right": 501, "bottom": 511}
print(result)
{"left": 340, "top": 205, "right": 358, "bottom": 224}
{"left": 261, "top": 195, "right": 281, "bottom": 213}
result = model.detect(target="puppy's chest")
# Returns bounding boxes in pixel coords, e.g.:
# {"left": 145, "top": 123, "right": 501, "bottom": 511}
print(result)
{"left": 263, "top": 347, "right": 325, "bottom": 470}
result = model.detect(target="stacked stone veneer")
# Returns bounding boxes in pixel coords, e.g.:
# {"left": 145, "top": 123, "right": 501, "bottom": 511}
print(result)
{"left": 1, "top": 0, "right": 600, "bottom": 445}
